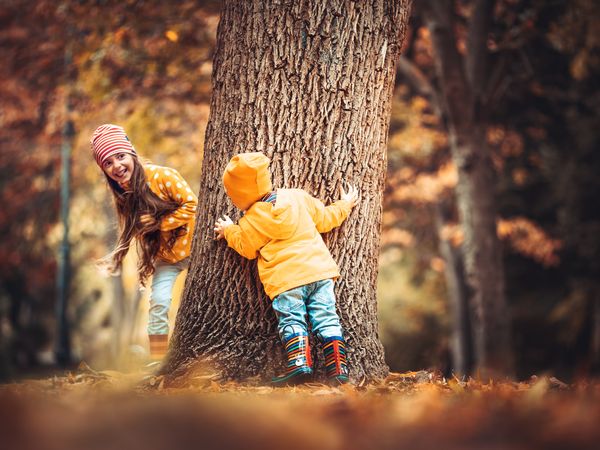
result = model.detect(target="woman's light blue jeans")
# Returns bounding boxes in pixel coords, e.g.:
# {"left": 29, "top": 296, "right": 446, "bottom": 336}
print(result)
{"left": 271, "top": 279, "right": 343, "bottom": 341}
{"left": 148, "top": 258, "right": 188, "bottom": 335}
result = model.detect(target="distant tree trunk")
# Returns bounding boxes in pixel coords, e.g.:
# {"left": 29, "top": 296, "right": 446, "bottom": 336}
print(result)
{"left": 435, "top": 200, "right": 474, "bottom": 377}
{"left": 127, "top": 287, "right": 143, "bottom": 347}
{"left": 422, "top": 0, "right": 514, "bottom": 378}
{"left": 102, "top": 197, "right": 126, "bottom": 362}
{"left": 166, "top": 0, "right": 411, "bottom": 383}
{"left": 110, "top": 275, "right": 125, "bottom": 360}
{"left": 395, "top": 57, "right": 475, "bottom": 377}
{"left": 592, "top": 292, "right": 600, "bottom": 374}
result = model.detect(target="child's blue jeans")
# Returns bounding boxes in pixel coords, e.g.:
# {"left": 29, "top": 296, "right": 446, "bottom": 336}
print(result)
{"left": 271, "top": 279, "right": 343, "bottom": 341}
{"left": 148, "top": 258, "right": 188, "bottom": 335}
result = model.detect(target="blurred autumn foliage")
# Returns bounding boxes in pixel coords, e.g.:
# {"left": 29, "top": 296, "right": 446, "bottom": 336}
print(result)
{"left": 1, "top": 0, "right": 600, "bottom": 385}
{"left": 377, "top": 0, "right": 600, "bottom": 379}
{"left": 0, "top": 0, "right": 219, "bottom": 377}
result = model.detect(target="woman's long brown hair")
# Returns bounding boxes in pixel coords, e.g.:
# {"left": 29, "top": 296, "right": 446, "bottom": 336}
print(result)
{"left": 101, "top": 156, "right": 183, "bottom": 286}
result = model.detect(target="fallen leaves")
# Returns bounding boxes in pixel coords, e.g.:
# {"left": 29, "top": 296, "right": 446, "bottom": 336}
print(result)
{"left": 1, "top": 368, "right": 599, "bottom": 450}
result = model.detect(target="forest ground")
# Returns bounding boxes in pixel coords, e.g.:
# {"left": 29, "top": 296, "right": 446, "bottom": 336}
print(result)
{"left": 1, "top": 365, "right": 599, "bottom": 450}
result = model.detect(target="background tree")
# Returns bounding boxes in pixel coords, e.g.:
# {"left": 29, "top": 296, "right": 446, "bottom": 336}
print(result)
{"left": 415, "top": 0, "right": 514, "bottom": 378}
{"left": 381, "top": 0, "right": 600, "bottom": 379}
{"left": 166, "top": 0, "right": 412, "bottom": 383}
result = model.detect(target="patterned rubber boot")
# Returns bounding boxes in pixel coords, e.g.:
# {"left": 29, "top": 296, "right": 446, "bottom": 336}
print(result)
{"left": 271, "top": 332, "right": 313, "bottom": 386}
{"left": 323, "top": 336, "right": 349, "bottom": 384}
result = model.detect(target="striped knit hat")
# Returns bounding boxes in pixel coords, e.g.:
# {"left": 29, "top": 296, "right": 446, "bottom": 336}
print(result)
{"left": 90, "top": 124, "right": 137, "bottom": 167}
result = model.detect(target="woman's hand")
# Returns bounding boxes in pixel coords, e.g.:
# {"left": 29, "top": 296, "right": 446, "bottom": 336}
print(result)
{"left": 139, "top": 213, "right": 160, "bottom": 231}
{"left": 340, "top": 184, "right": 359, "bottom": 208}
{"left": 214, "top": 215, "right": 234, "bottom": 240}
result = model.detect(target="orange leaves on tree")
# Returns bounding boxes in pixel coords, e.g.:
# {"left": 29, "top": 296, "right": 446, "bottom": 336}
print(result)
{"left": 113, "top": 27, "right": 128, "bottom": 44}
{"left": 429, "top": 257, "right": 445, "bottom": 273}
{"left": 487, "top": 126, "right": 524, "bottom": 157}
{"left": 381, "top": 228, "right": 415, "bottom": 249}
{"left": 440, "top": 223, "right": 464, "bottom": 247}
{"left": 390, "top": 162, "right": 458, "bottom": 204}
{"left": 165, "top": 30, "right": 179, "bottom": 42}
{"left": 497, "top": 217, "right": 563, "bottom": 267}
{"left": 413, "top": 26, "right": 434, "bottom": 69}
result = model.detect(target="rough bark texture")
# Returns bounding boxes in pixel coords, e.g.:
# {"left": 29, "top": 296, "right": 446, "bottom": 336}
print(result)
{"left": 423, "top": 0, "right": 515, "bottom": 378}
{"left": 166, "top": 0, "right": 411, "bottom": 383}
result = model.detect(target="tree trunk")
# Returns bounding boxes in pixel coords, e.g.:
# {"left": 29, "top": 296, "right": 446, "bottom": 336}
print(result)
{"left": 110, "top": 275, "right": 126, "bottom": 361}
{"left": 165, "top": 0, "right": 411, "bottom": 383}
{"left": 423, "top": 0, "right": 514, "bottom": 378}
{"left": 435, "top": 200, "right": 473, "bottom": 377}
{"left": 454, "top": 127, "right": 513, "bottom": 378}
{"left": 102, "top": 196, "right": 127, "bottom": 362}
{"left": 592, "top": 290, "right": 600, "bottom": 374}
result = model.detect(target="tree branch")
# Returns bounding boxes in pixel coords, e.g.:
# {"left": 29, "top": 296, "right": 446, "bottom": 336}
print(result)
{"left": 421, "top": 0, "right": 472, "bottom": 130}
{"left": 396, "top": 55, "right": 444, "bottom": 117}
{"left": 466, "top": 0, "right": 495, "bottom": 107}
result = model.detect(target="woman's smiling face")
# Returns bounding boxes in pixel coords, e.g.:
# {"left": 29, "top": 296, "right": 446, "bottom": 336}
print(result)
{"left": 102, "top": 152, "right": 135, "bottom": 185}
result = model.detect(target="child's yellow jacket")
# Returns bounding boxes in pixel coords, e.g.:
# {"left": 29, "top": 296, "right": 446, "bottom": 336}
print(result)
{"left": 144, "top": 163, "right": 197, "bottom": 263}
{"left": 223, "top": 188, "right": 352, "bottom": 299}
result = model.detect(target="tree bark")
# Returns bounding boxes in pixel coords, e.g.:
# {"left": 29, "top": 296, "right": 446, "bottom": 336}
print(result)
{"left": 592, "top": 291, "right": 600, "bottom": 374}
{"left": 423, "top": 0, "right": 514, "bottom": 378}
{"left": 435, "top": 201, "right": 474, "bottom": 377}
{"left": 102, "top": 196, "right": 127, "bottom": 362}
{"left": 165, "top": 0, "right": 411, "bottom": 384}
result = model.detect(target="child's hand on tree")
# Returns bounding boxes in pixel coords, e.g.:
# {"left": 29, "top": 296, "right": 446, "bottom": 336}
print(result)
{"left": 214, "top": 215, "right": 234, "bottom": 240}
{"left": 340, "top": 184, "right": 359, "bottom": 208}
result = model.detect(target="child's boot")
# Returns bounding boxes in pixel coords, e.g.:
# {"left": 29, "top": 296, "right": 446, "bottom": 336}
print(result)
{"left": 272, "top": 332, "right": 313, "bottom": 386}
{"left": 323, "top": 336, "right": 349, "bottom": 384}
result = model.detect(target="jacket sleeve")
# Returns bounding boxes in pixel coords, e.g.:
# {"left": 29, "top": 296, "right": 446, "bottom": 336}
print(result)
{"left": 223, "top": 215, "right": 269, "bottom": 260}
{"left": 306, "top": 192, "right": 352, "bottom": 233}
{"left": 157, "top": 168, "right": 198, "bottom": 232}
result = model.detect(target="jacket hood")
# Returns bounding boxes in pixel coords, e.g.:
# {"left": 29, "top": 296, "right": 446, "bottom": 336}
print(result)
{"left": 223, "top": 152, "right": 272, "bottom": 210}
{"left": 244, "top": 189, "right": 298, "bottom": 240}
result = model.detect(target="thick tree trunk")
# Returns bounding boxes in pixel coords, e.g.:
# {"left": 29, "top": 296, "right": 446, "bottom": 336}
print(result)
{"left": 165, "top": 0, "right": 411, "bottom": 383}
{"left": 423, "top": 0, "right": 514, "bottom": 378}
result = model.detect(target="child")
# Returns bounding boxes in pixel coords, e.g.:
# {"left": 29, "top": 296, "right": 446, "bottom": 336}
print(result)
{"left": 91, "top": 124, "right": 197, "bottom": 361}
{"left": 214, "top": 152, "right": 358, "bottom": 385}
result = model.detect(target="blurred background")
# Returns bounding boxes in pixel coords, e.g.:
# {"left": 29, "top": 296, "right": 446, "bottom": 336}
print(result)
{"left": 1, "top": 0, "right": 598, "bottom": 382}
